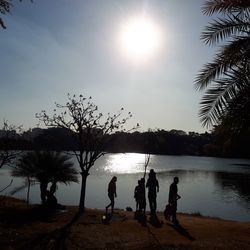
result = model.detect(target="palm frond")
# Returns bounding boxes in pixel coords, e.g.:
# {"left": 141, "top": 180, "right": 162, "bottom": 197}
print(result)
{"left": 201, "top": 15, "right": 250, "bottom": 45}
{"left": 221, "top": 87, "right": 250, "bottom": 132}
{"left": 195, "top": 54, "right": 230, "bottom": 91}
{"left": 202, "top": 0, "right": 250, "bottom": 16}
{"left": 223, "top": 36, "right": 250, "bottom": 59}
{"left": 198, "top": 0, "right": 250, "bottom": 129}
{"left": 195, "top": 36, "right": 250, "bottom": 90}
{"left": 12, "top": 151, "right": 78, "bottom": 187}
{"left": 199, "top": 64, "right": 250, "bottom": 127}
{"left": 199, "top": 79, "right": 236, "bottom": 126}
{"left": 10, "top": 179, "right": 36, "bottom": 195}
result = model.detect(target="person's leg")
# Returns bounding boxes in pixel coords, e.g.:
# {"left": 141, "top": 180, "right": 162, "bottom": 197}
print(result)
{"left": 172, "top": 202, "right": 178, "bottom": 224}
{"left": 106, "top": 193, "right": 113, "bottom": 213}
{"left": 111, "top": 197, "right": 115, "bottom": 214}
{"left": 172, "top": 210, "right": 178, "bottom": 223}
{"left": 148, "top": 196, "right": 153, "bottom": 214}
{"left": 136, "top": 200, "right": 139, "bottom": 211}
{"left": 143, "top": 203, "right": 146, "bottom": 215}
{"left": 149, "top": 196, "right": 156, "bottom": 215}
{"left": 153, "top": 196, "right": 157, "bottom": 214}
{"left": 143, "top": 198, "right": 146, "bottom": 215}
{"left": 138, "top": 200, "right": 142, "bottom": 214}
{"left": 106, "top": 202, "right": 111, "bottom": 209}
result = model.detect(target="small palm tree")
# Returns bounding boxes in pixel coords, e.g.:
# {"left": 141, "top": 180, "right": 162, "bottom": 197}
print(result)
{"left": 12, "top": 151, "right": 78, "bottom": 204}
{"left": 195, "top": 0, "right": 250, "bottom": 128}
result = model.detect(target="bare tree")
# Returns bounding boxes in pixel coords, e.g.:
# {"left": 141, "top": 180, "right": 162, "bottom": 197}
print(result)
{"left": 0, "top": 120, "right": 22, "bottom": 169}
{"left": 143, "top": 154, "right": 150, "bottom": 179}
{"left": 0, "top": 120, "right": 22, "bottom": 195}
{"left": 36, "top": 94, "right": 138, "bottom": 212}
{"left": 0, "top": 0, "right": 33, "bottom": 29}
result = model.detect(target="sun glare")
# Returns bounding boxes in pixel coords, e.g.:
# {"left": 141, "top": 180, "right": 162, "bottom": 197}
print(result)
{"left": 119, "top": 16, "right": 162, "bottom": 62}
{"left": 105, "top": 153, "right": 145, "bottom": 174}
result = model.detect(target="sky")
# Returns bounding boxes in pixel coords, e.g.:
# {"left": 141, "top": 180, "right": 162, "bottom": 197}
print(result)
{"left": 0, "top": 0, "right": 216, "bottom": 133}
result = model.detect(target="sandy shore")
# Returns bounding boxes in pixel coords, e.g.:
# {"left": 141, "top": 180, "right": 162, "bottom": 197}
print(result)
{"left": 0, "top": 196, "right": 250, "bottom": 249}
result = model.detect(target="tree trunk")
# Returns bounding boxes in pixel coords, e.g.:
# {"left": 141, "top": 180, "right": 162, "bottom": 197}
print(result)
{"left": 26, "top": 177, "right": 30, "bottom": 205}
{"left": 79, "top": 171, "right": 89, "bottom": 212}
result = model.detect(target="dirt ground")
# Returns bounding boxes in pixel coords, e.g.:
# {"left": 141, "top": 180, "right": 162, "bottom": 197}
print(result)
{"left": 0, "top": 196, "right": 250, "bottom": 250}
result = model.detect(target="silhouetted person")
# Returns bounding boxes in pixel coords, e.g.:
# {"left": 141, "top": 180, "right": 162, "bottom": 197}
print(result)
{"left": 134, "top": 180, "right": 141, "bottom": 211}
{"left": 169, "top": 176, "right": 181, "bottom": 224}
{"left": 45, "top": 190, "right": 57, "bottom": 208}
{"left": 146, "top": 169, "right": 159, "bottom": 215}
{"left": 106, "top": 176, "right": 117, "bottom": 215}
{"left": 43, "top": 183, "right": 66, "bottom": 210}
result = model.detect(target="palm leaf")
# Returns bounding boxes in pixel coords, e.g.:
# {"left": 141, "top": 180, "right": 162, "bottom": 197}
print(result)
{"left": 10, "top": 179, "right": 37, "bottom": 195}
{"left": 199, "top": 79, "right": 237, "bottom": 126}
{"left": 12, "top": 151, "right": 78, "bottom": 186}
{"left": 202, "top": 0, "right": 250, "bottom": 16}
{"left": 199, "top": 65, "right": 250, "bottom": 127}
{"left": 195, "top": 36, "right": 250, "bottom": 90}
{"left": 201, "top": 15, "right": 250, "bottom": 45}
{"left": 222, "top": 88, "right": 250, "bottom": 132}
{"left": 197, "top": 0, "right": 250, "bottom": 129}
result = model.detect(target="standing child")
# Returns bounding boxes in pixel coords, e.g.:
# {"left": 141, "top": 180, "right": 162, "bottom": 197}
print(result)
{"left": 134, "top": 179, "right": 141, "bottom": 211}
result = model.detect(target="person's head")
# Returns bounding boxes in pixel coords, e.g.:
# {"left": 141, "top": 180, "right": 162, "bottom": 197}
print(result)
{"left": 149, "top": 169, "right": 156, "bottom": 178}
{"left": 173, "top": 176, "right": 179, "bottom": 184}
{"left": 112, "top": 176, "right": 117, "bottom": 182}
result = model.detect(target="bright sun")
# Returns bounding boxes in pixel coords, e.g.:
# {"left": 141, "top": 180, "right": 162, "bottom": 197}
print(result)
{"left": 119, "top": 16, "right": 162, "bottom": 62}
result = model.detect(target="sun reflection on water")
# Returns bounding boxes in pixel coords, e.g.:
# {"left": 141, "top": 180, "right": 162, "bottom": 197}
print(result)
{"left": 104, "top": 153, "right": 147, "bottom": 174}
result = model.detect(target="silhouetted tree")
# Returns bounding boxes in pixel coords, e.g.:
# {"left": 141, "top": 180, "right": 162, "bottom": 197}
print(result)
{"left": 195, "top": 0, "right": 250, "bottom": 128}
{"left": 36, "top": 94, "right": 138, "bottom": 211}
{"left": 0, "top": 120, "right": 22, "bottom": 169}
{"left": 12, "top": 151, "right": 78, "bottom": 204}
{"left": 214, "top": 122, "right": 250, "bottom": 158}
{"left": 0, "top": 0, "right": 32, "bottom": 29}
{"left": 33, "top": 127, "right": 77, "bottom": 151}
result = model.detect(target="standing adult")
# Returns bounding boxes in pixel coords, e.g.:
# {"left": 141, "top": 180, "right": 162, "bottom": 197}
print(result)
{"left": 168, "top": 176, "right": 181, "bottom": 224}
{"left": 134, "top": 179, "right": 141, "bottom": 211}
{"left": 106, "top": 176, "right": 117, "bottom": 215}
{"left": 146, "top": 169, "right": 159, "bottom": 215}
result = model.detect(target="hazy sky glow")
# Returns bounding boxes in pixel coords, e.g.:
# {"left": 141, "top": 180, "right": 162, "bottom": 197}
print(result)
{"left": 0, "top": 0, "right": 215, "bottom": 132}
{"left": 118, "top": 15, "right": 163, "bottom": 62}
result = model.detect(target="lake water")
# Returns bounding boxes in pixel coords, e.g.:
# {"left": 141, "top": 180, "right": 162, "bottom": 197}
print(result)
{"left": 1, "top": 153, "right": 250, "bottom": 222}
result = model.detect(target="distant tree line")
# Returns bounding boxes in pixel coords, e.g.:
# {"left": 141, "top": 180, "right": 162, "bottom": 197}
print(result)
{"left": 1, "top": 127, "right": 249, "bottom": 158}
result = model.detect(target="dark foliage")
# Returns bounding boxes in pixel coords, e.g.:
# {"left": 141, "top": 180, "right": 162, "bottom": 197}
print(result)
{"left": 0, "top": 0, "right": 32, "bottom": 29}
{"left": 196, "top": 0, "right": 250, "bottom": 128}
{"left": 2, "top": 126, "right": 249, "bottom": 158}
